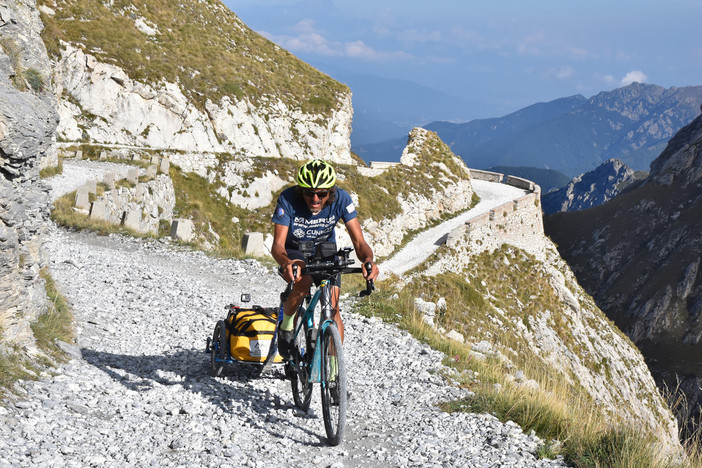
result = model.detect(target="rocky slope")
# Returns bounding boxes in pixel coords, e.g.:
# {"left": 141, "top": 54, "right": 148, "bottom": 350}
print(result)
{"left": 355, "top": 128, "right": 474, "bottom": 258}
{"left": 415, "top": 193, "right": 681, "bottom": 453}
{"left": 0, "top": 227, "right": 571, "bottom": 467}
{"left": 541, "top": 158, "right": 641, "bottom": 214}
{"left": 0, "top": 0, "right": 58, "bottom": 349}
{"left": 545, "top": 112, "right": 702, "bottom": 431}
{"left": 40, "top": 0, "right": 354, "bottom": 164}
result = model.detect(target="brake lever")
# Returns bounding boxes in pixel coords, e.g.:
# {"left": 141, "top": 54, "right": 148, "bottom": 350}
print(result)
{"left": 359, "top": 261, "right": 375, "bottom": 297}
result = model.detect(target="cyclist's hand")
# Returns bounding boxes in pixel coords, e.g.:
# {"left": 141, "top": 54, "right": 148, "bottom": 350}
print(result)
{"left": 283, "top": 261, "right": 303, "bottom": 283}
{"left": 363, "top": 261, "right": 379, "bottom": 281}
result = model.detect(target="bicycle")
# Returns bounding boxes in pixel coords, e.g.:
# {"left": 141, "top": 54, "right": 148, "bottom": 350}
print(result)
{"left": 277, "top": 241, "right": 374, "bottom": 446}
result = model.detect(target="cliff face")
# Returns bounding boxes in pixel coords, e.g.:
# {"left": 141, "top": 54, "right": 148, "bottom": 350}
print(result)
{"left": 53, "top": 44, "right": 354, "bottom": 164}
{"left": 41, "top": 1, "right": 355, "bottom": 165}
{"left": 545, "top": 113, "right": 702, "bottom": 430}
{"left": 0, "top": 0, "right": 58, "bottom": 347}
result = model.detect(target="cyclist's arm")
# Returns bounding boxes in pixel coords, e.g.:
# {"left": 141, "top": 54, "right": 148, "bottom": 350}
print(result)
{"left": 344, "top": 218, "right": 379, "bottom": 281}
{"left": 271, "top": 223, "right": 301, "bottom": 283}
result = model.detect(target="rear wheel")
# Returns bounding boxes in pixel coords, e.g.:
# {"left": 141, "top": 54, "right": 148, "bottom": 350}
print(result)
{"left": 210, "top": 320, "right": 227, "bottom": 377}
{"left": 290, "top": 317, "right": 313, "bottom": 410}
{"left": 320, "top": 322, "right": 346, "bottom": 446}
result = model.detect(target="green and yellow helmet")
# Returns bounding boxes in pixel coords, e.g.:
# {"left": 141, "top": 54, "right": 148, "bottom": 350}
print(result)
{"left": 296, "top": 159, "right": 336, "bottom": 189}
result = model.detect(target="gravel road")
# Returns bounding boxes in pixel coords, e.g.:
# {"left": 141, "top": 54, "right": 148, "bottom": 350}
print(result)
{"left": 380, "top": 180, "right": 528, "bottom": 277}
{"left": 0, "top": 162, "right": 568, "bottom": 467}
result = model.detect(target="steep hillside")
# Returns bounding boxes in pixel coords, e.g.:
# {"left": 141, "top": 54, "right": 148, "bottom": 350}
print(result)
{"left": 357, "top": 84, "right": 702, "bottom": 177}
{"left": 37, "top": 0, "right": 354, "bottom": 163}
{"left": 541, "top": 158, "right": 644, "bottom": 214}
{"left": 367, "top": 187, "right": 681, "bottom": 456}
{"left": 545, "top": 113, "right": 702, "bottom": 431}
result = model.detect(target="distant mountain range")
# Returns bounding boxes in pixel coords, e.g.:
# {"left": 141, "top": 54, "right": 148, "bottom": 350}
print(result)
{"left": 355, "top": 83, "right": 702, "bottom": 178}
{"left": 314, "top": 65, "right": 488, "bottom": 146}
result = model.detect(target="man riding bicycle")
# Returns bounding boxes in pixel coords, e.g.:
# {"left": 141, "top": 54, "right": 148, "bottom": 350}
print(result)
{"left": 271, "top": 159, "right": 379, "bottom": 360}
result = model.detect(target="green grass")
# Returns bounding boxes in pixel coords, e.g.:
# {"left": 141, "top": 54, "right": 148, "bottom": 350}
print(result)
{"left": 39, "top": 158, "right": 64, "bottom": 178}
{"left": 38, "top": 0, "right": 347, "bottom": 115}
{"left": 32, "top": 269, "right": 75, "bottom": 362}
{"left": 0, "top": 347, "right": 36, "bottom": 400}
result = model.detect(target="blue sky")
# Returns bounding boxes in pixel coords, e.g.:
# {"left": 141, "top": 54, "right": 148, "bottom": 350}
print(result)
{"left": 224, "top": 0, "right": 702, "bottom": 120}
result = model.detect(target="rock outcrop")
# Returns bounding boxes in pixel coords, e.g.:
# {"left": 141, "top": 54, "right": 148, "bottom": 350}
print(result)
{"left": 359, "top": 128, "right": 474, "bottom": 258}
{"left": 53, "top": 44, "right": 354, "bottom": 165}
{"left": 0, "top": 0, "right": 58, "bottom": 347}
{"left": 541, "top": 158, "right": 640, "bottom": 214}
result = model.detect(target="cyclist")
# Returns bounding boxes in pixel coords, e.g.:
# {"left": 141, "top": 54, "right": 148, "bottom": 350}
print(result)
{"left": 271, "top": 159, "right": 379, "bottom": 360}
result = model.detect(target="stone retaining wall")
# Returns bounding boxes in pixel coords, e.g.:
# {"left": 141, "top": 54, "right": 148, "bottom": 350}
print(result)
{"left": 469, "top": 169, "right": 503, "bottom": 183}
{"left": 447, "top": 173, "right": 544, "bottom": 258}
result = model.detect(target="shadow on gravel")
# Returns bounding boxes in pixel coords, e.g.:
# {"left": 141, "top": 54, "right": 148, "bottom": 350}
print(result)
{"left": 80, "top": 347, "right": 331, "bottom": 446}
{"left": 81, "top": 347, "right": 283, "bottom": 412}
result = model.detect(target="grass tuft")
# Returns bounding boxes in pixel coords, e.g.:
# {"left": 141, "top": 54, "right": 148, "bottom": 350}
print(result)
{"left": 0, "top": 269, "right": 75, "bottom": 400}
{"left": 32, "top": 269, "right": 75, "bottom": 362}
{"left": 39, "top": 158, "right": 64, "bottom": 179}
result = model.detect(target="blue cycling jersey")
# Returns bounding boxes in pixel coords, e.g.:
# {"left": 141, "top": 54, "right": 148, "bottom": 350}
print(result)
{"left": 271, "top": 187, "right": 358, "bottom": 250}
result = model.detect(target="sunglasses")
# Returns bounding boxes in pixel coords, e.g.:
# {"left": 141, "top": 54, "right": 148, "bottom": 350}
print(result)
{"left": 302, "top": 189, "right": 329, "bottom": 199}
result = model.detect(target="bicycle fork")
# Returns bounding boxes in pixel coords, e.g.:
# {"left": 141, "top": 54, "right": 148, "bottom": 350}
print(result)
{"left": 310, "top": 281, "right": 335, "bottom": 382}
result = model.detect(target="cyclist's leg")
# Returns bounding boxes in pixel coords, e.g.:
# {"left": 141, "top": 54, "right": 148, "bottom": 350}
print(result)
{"left": 278, "top": 249, "right": 310, "bottom": 359}
{"left": 280, "top": 249, "right": 310, "bottom": 322}
{"left": 329, "top": 274, "right": 343, "bottom": 342}
{"left": 283, "top": 272, "right": 311, "bottom": 317}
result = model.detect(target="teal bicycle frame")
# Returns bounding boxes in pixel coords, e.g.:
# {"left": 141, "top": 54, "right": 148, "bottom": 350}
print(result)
{"left": 292, "top": 277, "right": 336, "bottom": 383}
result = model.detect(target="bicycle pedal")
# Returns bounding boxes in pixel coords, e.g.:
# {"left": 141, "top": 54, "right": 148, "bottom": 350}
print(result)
{"left": 284, "top": 362, "right": 297, "bottom": 380}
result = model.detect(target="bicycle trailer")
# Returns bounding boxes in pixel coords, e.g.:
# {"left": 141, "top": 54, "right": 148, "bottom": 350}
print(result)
{"left": 206, "top": 294, "right": 283, "bottom": 376}
{"left": 227, "top": 305, "right": 281, "bottom": 363}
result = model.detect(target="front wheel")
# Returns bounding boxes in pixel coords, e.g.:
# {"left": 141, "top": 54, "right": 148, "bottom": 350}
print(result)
{"left": 320, "top": 323, "right": 347, "bottom": 446}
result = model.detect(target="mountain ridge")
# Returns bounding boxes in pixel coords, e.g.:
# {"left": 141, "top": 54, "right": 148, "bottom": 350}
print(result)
{"left": 356, "top": 83, "right": 702, "bottom": 177}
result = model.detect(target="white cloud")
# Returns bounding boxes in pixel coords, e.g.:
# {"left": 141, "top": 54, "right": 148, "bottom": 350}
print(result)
{"left": 345, "top": 40, "right": 379, "bottom": 59}
{"left": 621, "top": 70, "right": 647, "bottom": 85}
{"left": 602, "top": 74, "right": 617, "bottom": 85}
{"left": 517, "top": 32, "right": 546, "bottom": 56}
{"left": 260, "top": 20, "right": 409, "bottom": 61}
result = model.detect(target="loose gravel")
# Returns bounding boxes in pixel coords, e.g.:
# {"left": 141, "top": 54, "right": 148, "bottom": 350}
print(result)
{"left": 0, "top": 161, "right": 570, "bottom": 467}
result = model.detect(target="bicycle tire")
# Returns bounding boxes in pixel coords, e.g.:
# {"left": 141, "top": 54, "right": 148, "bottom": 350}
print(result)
{"left": 210, "top": 320, "right": 227, "bottom": 377}
{"left": 290, "top": 316, "right": 313, "bottom": 410}
{"left": 320, "top": 323, "right": 347, "bottom": 446}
